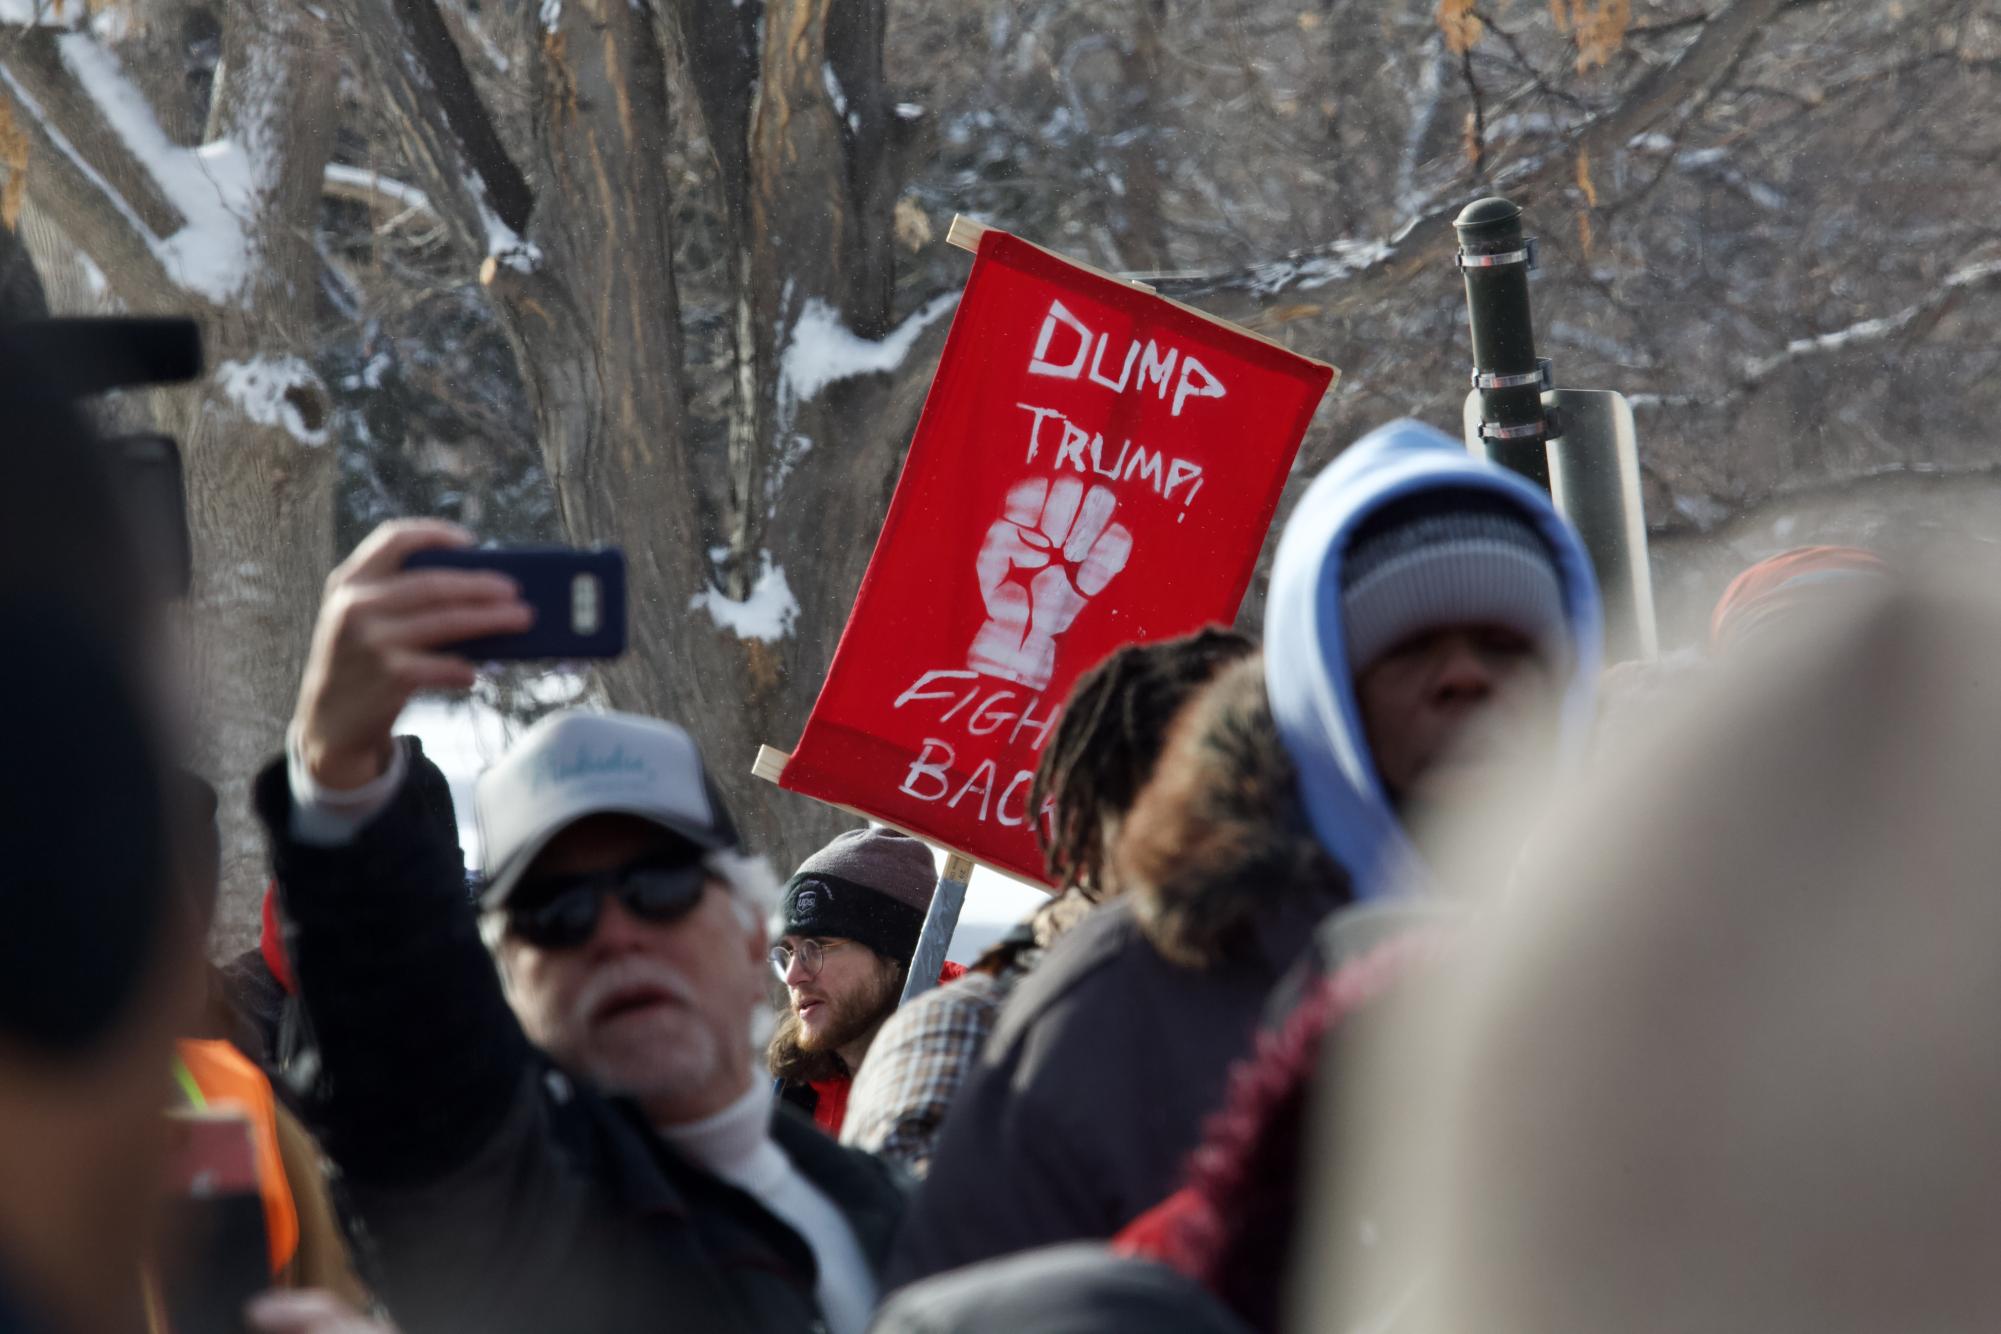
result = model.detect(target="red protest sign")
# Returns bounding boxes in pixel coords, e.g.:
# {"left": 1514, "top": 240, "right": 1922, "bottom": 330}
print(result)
{"left": 776, "top": 225, "right": 1335, "bottom": 883}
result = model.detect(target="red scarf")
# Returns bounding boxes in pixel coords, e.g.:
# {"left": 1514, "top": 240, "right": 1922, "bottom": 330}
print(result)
{"left": 259, "top": 881, "right": 295, "bottom": 994}
{"left": 809, "top": 1077, "right": 852, "bottom": 1135}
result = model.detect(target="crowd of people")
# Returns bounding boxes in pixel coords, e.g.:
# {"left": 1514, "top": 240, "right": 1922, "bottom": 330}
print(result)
{"left": 6, "top": 316, "right": 1996, "bottom": 1334}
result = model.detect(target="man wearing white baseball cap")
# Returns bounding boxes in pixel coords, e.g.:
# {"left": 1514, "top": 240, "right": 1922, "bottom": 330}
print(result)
{"left": 254, "top": 520, "right": 904, "bottom": 1334}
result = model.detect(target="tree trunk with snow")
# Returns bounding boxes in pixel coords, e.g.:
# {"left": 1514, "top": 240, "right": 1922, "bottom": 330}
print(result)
{"left": 339, "top": 0, "right": 949, "bottom": 874}
{"left": 0, "top": 7, "right": 338, "bottom": 951}
{"left": 21, "top": 0, "right": 1988, "bottom": 915}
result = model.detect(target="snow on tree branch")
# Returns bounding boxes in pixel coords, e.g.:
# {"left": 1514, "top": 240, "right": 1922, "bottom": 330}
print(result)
{"left": 215, "top": 356, "right": 333, "bottom": 446}
{"left": 0, "top": 0, "right": 84, "bottom": 26}
{"left": 0, "top": 51, "right": 171, "bottom": 295}
{"left": 0, "top": 17, "right": 321, "bottom": 305}
{"left": 322, "top": 162, "right": 439, "bottom": 226}
{"left": 1741, "top": 258, "right": 2001, "bottom": 381}
{"left": 778, "top": 292, "right": 958, "bottom": 419}
{"left": 52, "top": 33, "right": 260, "bottom": 302}
{"left": 1630, "top": 257, "right": 2001, "bottom": 412}
{"left": 0, "top": 58, "right": 149, "bottom": 236}
{"left": 1155, "top": 0, "right": 1800, "bottom": 322}
{"left": 689, "top": 553, "right": 801, "bottom": 644}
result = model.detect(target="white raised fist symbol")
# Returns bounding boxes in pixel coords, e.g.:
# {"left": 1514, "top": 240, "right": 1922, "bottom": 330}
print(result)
{"left": 968, "top": 476, "right": 1134, "bottom": 690}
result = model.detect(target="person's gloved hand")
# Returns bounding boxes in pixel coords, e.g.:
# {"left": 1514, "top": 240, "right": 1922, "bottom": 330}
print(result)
{"left": 291, "top": 520, "right": 531, "bottom": 791}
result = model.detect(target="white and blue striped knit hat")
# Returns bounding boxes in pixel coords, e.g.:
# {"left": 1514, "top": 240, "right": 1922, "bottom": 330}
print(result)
{"left": 1339, "top": 490, "right": 1568, "bottom": 673}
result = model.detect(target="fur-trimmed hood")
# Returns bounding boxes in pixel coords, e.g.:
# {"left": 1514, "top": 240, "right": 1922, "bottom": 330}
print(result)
{"left": 1263, "top": 419, "right": 1603, "bottom": 898}
{"left": 1121, "top": 655, "right": 1352, "bottom": 969}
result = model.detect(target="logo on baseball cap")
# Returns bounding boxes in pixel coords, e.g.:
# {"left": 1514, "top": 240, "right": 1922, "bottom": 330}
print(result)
{"left": 475, "top": 710, "right": 740, "bottom": 908}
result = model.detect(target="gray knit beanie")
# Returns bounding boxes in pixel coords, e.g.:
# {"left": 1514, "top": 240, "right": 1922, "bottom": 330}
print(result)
{"left": 780, "top": 826, "right": 938, "bottom": 963}
{"left": 1340, "top": 491, "right": 1568, "bottom": 673}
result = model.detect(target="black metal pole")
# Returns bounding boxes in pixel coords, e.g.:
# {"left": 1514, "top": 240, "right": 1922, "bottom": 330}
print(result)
{"left": 1454, "top": 196, "right": 1551, "bottom": 491}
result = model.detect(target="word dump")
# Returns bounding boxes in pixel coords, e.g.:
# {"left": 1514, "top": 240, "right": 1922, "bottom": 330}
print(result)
{"left": 1027, "top": 300, "right": 1226, "bottom": 418}
{"left": 892, "top": 669, "right": 1063, "bottom": 836}
{"left": 1014, "top": 403, "right": 1204, "bottom": 511}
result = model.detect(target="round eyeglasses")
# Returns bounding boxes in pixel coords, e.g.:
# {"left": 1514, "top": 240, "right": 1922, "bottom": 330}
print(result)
{"left": 768, "top": 937, "right": 853, "bottom": 982}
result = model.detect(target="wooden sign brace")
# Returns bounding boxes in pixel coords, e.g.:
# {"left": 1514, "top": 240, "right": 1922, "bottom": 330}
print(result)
{"left": 946, "top": 215, "right": 1334, "bottom": 368}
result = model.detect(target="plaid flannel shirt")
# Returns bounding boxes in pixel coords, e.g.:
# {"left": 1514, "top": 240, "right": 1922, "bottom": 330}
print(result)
{"left": 841, "top": 965, "right": 1026, "bottom": 1177}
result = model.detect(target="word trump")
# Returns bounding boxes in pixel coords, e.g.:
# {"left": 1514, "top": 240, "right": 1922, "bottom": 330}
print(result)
{"left": 893, "top": 669, "right": 1063, "bottom": 834}
{"left": 1015, "top": 403, "right": 1206, "bottom": 512}
{"left": 1027, "top": 299, "right": 1226, "bottom": 417}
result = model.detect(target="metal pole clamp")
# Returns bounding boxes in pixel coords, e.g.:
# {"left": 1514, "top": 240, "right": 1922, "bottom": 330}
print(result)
{"left": 1472, "top": 359, "right": 1554, "bottom": 392}
{"left": 1478, "top": 418, "right": 1547, "bottom": 443}
{"left": 1454, "top": 237, "right": 1539, "bottom": 271}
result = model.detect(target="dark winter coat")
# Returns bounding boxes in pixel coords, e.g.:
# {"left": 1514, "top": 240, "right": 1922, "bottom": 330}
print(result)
{"left": 887, "top": 664, "right": 1351, "bottom": 1288}
{"left": 252, "top": 742, "right": 907, "bottom": 1334}
{"left": 0, "top": 1270, "right": 50, "bottom": 1334}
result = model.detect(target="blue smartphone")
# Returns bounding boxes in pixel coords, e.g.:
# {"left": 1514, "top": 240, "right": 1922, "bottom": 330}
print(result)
{"left": 403, "top": 546, "right": 627, "bottom": 660}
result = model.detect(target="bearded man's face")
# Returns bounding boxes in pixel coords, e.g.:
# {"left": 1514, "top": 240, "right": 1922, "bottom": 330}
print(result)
{"left": 776, "top": 936, "right": 902, "bottom": 1065}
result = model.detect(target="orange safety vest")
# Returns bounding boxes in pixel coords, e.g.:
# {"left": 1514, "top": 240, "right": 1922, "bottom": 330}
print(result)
{"left": 174, "top": 1039, "right": 300, "bottom": 1276}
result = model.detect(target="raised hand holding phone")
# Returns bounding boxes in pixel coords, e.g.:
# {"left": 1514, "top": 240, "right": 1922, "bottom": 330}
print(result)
{"left": 401, "top": 547, "right": 625, "bottom": 662}
{"left": 291, "top": 520, "right": 533, "bottom": 791}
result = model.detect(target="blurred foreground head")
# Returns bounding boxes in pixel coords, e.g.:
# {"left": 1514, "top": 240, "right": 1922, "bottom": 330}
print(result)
{"left": 1303, "top": 554, "right": 2001, "bottom": 1333}
{"left": 1710, "top": 544, "right": 1889, "bottom": 653}
{"left": 0, "top": 359, "right": 187, "bottom": 1332}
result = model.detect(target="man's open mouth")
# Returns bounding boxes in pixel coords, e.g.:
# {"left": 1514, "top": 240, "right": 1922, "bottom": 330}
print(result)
{"left": 591, "top": 982, "right": 677, "bottom": 1025}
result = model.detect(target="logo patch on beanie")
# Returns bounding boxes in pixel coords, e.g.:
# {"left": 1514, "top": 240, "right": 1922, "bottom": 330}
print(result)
{"left": 795, "top": 884, "right": 829, "bottom": 917}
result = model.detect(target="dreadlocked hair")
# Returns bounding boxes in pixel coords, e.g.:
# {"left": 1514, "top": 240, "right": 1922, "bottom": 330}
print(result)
{"left": 1031, "top": 625, "right": 1255, "bottom": 895}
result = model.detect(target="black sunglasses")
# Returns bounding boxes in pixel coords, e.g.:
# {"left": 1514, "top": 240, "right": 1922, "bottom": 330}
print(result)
{"left": 508, "top": 858, "right": 709, "bottom": 950}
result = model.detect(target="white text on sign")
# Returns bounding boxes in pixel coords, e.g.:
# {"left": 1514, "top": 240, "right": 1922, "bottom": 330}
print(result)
{"left": 1026, "top": 299, "right": 1226, "bottom": 418}
{"left": 1014, "top": 403, "right": 1205, "bottom": 513}
{"left": 893, "top": 669, "right": 1063, "bottom": 839}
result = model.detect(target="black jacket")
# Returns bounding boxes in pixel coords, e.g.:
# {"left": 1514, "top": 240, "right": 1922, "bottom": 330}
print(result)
{"left": 253, "top": 742, "right": 906, "bottom": 1334}
{"left": 0, "top": 1269, "right": 50, "bottom": 1334}
{"left": 885, "top": 889, "right": 1341, "bottom": 1290}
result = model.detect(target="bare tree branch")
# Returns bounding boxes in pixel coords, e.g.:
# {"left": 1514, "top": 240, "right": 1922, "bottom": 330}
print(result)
{"left": 1471, "top": 8, "right": 1590, "bottom": 112}
{"left": 0, "top": 29, "right": 182, "bottom": 230}
{"left": 1649, "top": 459, "right": 2001, "bottom": 540}
{"left": 1460, "top": 46, "right": 1487, "bottom": 180}
{"left": 1156, "top": 0, "right": 1809, "bottom": 324}
{"left": 338, "top": 0, "right": 534, "bottom": 264}
{"left": 393, "top": 0, "right": 530, "bottom": 234}
{"left": 321, "top": 162, "right": 441, "bottom": 228}
{"left": 1630, "top": 256, "right": 2001, "bottom": 412}
{"left": 0, "top": 32, "right": 176, "bottom": 299}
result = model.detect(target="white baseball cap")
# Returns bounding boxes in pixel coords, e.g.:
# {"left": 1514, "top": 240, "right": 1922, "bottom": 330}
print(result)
{"left": 475, "top": 709, "right": 740, "bottom": 908}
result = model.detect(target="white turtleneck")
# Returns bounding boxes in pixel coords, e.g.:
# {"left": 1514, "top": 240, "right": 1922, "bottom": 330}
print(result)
{"left": 659, "top": 1080, "right": 877, "bottom": 1334}
{"left": 283, "top": 746, "right": 878, "bottom": 1329}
